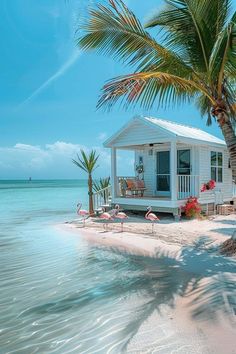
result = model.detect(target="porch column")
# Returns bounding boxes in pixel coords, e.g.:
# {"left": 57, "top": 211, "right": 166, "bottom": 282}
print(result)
{"left": 111, "top": 147, "right": 117, "bottom": 198}
{"left": 170, "top": 141, "right": 177, "bottom": 201}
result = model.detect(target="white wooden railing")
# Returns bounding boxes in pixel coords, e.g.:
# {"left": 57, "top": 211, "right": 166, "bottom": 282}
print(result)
{"left": 116, "top": 175, "right": 200, "bottom": 200}
{"left": 177, "top": 175, "right": 200, "bottom": 200}
{"left": 92, "top": 186, "right": 112, "bottom": 211}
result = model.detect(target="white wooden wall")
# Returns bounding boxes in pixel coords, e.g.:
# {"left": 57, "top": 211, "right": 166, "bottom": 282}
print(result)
{"left": 135, "top": 148, "right": 154, "bottom": 197}
{"left": 112, "top": 120, "right": 169, "bottom": 147}
{"left": 198, "top": 146, "right": 232, "bottom": 203}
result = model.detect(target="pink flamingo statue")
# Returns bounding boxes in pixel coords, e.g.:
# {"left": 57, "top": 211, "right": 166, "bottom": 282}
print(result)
{"left": 100, "top": 208, "right": 113, "bottom": 231}
{"left": 114, "top": 204, "right": 128, "bottom": 232}
{"left": 145, "top": 206, "right": 160, "bottom": 234}
{"left": 77, "top": 203, "right": 89, "bottom": 227}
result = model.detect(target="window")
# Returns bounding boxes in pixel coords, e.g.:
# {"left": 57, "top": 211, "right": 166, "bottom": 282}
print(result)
{"left": 211, "top": 151, "right": 223, "bottom": 182}
{"left": 177, "top": 150, "right": 191, "bottom": 175}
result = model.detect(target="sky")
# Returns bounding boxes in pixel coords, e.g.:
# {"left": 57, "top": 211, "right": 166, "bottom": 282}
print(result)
{"left": 0, "top": 0, "right": 235, "bottom": 179}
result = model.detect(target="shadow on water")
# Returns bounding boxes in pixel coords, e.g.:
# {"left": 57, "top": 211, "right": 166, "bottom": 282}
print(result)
{"left": 19, "top": 237, "right": 236, "bottom": 351}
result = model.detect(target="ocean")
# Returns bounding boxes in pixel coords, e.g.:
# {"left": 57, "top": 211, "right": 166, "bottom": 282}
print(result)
{"left": 0, "top": 180, "right": 206, "bottom": 353}
{"left": 0, "top": 180, "right": 149, "bottom": 353}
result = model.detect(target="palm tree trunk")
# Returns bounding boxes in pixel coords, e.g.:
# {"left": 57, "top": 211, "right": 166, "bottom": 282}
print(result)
{"left": 214, "top": 110, "right": 236, "bottom": 181}
{"left": 214, "top": 107, "right": 236, "bottom": 255}
{"left": 88, "top": 174, "right": 94, "bottom": 215}
{"left": 219, "top": 119, "right": 236, "bottom": 180}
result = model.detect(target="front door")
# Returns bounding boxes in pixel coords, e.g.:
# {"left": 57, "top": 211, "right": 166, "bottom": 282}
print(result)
{"left": 156, "top": 151, "right": 171, "bottom": 197}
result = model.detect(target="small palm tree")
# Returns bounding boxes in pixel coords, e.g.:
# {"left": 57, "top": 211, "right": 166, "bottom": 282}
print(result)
{"left": 72, "top": 149, "right": 99, "bottom": 215}
{"left": 93, "top": 177, "right": 111, "bottom": 204}
{"left": 77, "top": 0, "right": 236, "bottom": 181}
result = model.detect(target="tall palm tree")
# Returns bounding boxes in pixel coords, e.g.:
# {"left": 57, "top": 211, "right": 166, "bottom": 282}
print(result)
{"left": 72, "top": 149, "right": 99, "bottom": 215}
{"left": 77, "top": 0, "right": 236, "bottom": 181}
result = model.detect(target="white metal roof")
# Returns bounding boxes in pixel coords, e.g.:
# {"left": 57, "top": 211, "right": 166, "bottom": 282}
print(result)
{"left": 144, "top": 117, "right": 226, "bottom": 145}
{"left": 104, "top": 116, "right": 226, "bottom": 147}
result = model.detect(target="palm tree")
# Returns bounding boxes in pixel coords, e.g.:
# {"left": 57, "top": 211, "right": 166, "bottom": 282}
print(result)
{"left": 77, "top": 0, "right": 236, "bottom": 182}
{"left": 72, "top": 149, "right": 99, "bottom": 215}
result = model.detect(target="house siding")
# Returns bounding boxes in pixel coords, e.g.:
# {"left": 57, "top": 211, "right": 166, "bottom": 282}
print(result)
{"left": 112, "top": 121, "right": 170, "bottom": 147}
{"left": 199, "top": 146, "right": 232, "bottom": 203}
{"left": 135, "top": 148, "right": 154, "bottom": 197}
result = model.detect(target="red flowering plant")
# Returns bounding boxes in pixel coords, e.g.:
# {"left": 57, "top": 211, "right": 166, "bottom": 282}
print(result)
{"left": 201, "top": 179, "right": 216, "bottom": 192}
{"left": 182, "top": 197, "right": 202, "bottom": 218}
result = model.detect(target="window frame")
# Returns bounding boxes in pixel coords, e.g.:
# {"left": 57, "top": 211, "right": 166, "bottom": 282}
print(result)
{"left": 210, "top": 151, "right": 223, "bottom": 183}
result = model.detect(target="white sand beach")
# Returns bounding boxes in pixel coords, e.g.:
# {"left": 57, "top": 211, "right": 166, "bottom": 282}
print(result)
{"left": 61, "top": 214, "right": 236, "bottom": 353}
{"left": 64, "top": 213, "right": 236, "bottom": 253}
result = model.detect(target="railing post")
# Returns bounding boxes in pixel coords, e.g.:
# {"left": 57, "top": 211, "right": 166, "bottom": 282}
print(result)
{"left": 111, "top": 147, "right": 117, "bottom": 198}
{"left": 170, "top": 141, "right": 177, "bottom": 201}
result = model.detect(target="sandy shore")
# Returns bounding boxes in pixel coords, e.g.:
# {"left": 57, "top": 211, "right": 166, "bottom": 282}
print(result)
{"left": 60, "top": 214, "right": 236, "bottom": 353}
{"left": 63, "top": 213, "right": 236, "bottom": 252}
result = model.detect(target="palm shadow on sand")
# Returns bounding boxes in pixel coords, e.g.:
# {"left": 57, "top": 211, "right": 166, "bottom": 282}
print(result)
{"left": 20, "top": 236, "right": 236, "bottom": 352}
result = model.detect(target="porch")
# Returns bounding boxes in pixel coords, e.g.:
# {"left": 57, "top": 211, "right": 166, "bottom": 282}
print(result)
{"left": 116, "top": 174, "right": 200, "bottom": 201}
{"left": 110, "top": 140, "right": 200, "bottom": 208}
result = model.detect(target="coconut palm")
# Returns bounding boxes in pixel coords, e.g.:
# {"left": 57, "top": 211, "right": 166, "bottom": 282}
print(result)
{"left": 77, "top": 0, "right": 236, "bottom": 182}
{"left": 72, "top": 149, "right": 99, "bottom": 215}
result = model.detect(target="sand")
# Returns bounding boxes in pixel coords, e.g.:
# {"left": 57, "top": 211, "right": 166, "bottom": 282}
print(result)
{"left": 60, "top": 214, "right": 236, "bottom": 353}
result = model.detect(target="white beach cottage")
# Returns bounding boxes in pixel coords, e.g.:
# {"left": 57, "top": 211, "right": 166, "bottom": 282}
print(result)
{"left": 102, "top": 116, "right": 236, "bottom": 218}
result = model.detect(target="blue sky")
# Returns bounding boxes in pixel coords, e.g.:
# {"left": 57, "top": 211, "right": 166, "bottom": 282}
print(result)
{"left": 0, "top": 0, "right": 235, "bottom": 179}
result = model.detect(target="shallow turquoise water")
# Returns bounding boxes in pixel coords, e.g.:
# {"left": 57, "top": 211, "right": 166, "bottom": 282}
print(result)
{"left": 1, "top": 180, "right": 235, "bottom": 353}
{"left": 0, "top": 180, "right": 171, "bottom": 353}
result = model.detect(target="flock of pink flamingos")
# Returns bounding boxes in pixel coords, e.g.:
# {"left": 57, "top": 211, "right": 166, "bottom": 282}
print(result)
{"left": 77, "top": 203, "right": 159, "bottom": 233}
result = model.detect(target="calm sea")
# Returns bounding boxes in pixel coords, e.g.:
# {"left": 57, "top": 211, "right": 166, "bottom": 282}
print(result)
{"left": 0, "top": 180, "right": 216, "bottom": 353}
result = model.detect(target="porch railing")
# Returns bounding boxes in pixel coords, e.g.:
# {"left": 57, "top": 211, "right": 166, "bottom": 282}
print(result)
{"left": 116, "top": 175, "right": 200, "bottom": 200}
{"left": 92, "top": 185, "right": 112, "bottom": 211}
{"left": 177, "top": 175, "right": 199, "bottom": 200}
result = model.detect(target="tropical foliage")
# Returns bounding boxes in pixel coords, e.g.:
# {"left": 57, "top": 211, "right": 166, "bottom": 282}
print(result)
{"left": 93, "top": 177, "right": 111, "bottom": 204}
{"left": 77, "top": 0, "right": 236, "bottom": 180}
{"left": 72, "top": 149, "right": 99, "bottom": 215}
{"left": 93, "top": 177, "right": 110, "bottom": 192}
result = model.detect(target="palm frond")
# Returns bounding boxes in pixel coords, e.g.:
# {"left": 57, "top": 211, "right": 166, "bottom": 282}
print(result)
{"left": 72, "top": 149, "right": 99, "bottom": 174}
{"left": 77, "top": 0, "right": 194, "bottom": 76}
{"left": 145, "top": 0, "right": 232, "bottom": 73}
{"left": 195, "top": 94, "right": 213, "bottom": 125}
{"left": 97, "top": 71, "right": 214, "bottom": 110}
{"left": 209, "top": 13, "right": 236, "bottom": 93}
{"left": 77, "top": 0, "right": 236, "bottom": 126}
{"left": 93, "top": 177, "right": 110, "bottom": 192}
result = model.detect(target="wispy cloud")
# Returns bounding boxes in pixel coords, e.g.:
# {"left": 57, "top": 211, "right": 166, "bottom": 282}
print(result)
{"left": 18, "top": 50, "right": 81, "bottom": 108}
